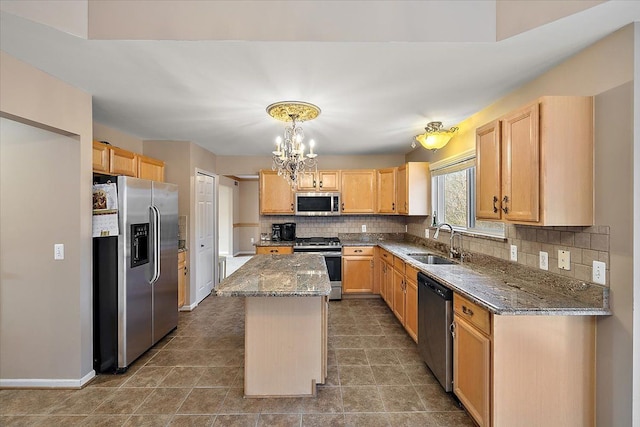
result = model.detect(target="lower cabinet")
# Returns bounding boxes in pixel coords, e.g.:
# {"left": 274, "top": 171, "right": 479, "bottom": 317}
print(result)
{"left": 255, "top": 246, "right": 293, "bottom": 254}
{"left": 453, "top": 294, "right": 491, "bottom": 426}
{"left": 178, "top": 250, "right": 187, "bottom": 308}
{"left": 342, "top": 246, "right": 374, "bottom": 294}
{"left": 452, "top": 293, "right": 597, "bottom": 426}
{"left": 404, "top": 266, "right": 418, "bottom": 342}
{"left": 379, "top": 253, "right": 417, "bottom": 343}
{"left": 392, "top": 258, "right": 405, "bottom": 323}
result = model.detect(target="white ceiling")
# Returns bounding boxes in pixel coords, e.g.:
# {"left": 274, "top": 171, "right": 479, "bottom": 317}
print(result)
{"left": 0, "top": 1, "right": 638, "bottom": 156}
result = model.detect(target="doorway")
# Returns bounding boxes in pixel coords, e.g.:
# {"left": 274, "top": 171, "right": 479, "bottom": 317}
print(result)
{"left": 218, "top": 184, "right": 233, "bottom": 257}
{"left": 195, "top": 172, "right": 216, "bottom": 304}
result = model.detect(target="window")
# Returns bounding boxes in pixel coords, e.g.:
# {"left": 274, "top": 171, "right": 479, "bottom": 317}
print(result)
{"left": 431, "top": 155, "right": 505, "bottom": 237}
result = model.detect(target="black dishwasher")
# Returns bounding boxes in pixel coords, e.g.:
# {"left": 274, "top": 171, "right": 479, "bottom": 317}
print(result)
{"left": 418, "top": 272, "right": 453, "bottom": 392}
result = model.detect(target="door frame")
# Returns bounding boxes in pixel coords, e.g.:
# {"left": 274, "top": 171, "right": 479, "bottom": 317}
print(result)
{"left": 186, "top": 168, "right": 218, "bottom": 310}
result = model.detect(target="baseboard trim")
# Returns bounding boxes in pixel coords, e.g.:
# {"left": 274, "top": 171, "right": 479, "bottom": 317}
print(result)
{"left": 234, "top": 251, "right": 254, "bottom": 256}
{"left": 1, "top": 370, "right": 96, "bottom": 389}
{"left": 180, "top": 301, "right": 198, "bottom": 311}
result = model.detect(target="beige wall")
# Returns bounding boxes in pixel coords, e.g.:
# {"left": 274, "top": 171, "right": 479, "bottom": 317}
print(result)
{"left": 237, "top": 180, "right": 259, "bottom": 254}
{"left": 216, "top": 154, "right": 406, "bottom": 176}
{"left": 406, "top": 25, "right": 635, "bottom": 426}
{"left": 0, "top": 52, "right": 93, "bottom": 386}
{"left": 94, "top": 121, "right": 144, "bottom": 153}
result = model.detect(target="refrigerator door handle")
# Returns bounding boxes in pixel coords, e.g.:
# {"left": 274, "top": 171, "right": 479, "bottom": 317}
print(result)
{"left": 149, "top": 205, "right": 161, "bottom": 285}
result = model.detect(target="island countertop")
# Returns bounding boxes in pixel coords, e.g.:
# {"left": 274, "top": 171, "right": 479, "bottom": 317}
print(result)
{"left": 216, "top": 253, "right": 331, "bottom": 297}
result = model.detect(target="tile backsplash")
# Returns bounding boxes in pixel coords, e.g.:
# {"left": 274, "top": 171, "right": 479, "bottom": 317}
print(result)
{"left": 407, "top": 216, "right": 610, "bottom": 286}
{"left": 260, "top": 215, "right": 406, "bottom": 238}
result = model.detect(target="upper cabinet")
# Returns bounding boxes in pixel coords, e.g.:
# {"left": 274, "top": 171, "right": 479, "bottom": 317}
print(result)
{"left": 138, "top": 155, "right": 165, "bottom": 182}
{"left": 93, "top": 141, "right": 166, "bottom": 182}
{"left": 396, "top": 162, "right": 430, "bottom": 216}
{"left": 376, "top": 168, "right": 397, "bottom": 214}
{"left": 476, "top": 96, "right": 594, "bottom": 226}
{"left": 341, "top": 169, "right": 376, "bottom": 214}
{"left": 297, "top": 170, "right": 341, "bottom": 192}
{"left": 259, "top": 170, "right": 295, "bottom": 214}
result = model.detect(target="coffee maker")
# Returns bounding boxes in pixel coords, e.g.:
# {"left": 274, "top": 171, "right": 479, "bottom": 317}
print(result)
{"left": 281, "top": 223, "right": 296, "bottom": 241}
{"left": 271, "top": 224, "right": 282, "bottom": 241}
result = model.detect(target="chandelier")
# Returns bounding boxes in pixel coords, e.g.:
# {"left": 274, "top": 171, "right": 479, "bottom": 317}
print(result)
{"left": 267, "top": 101, "right": 321, "bottom": 188}
{"left": 412, "top": 121, "right": 459, "bottom": 151}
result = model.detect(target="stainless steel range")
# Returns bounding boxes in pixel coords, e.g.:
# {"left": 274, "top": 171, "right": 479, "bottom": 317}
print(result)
{"left": 293, "top": 237, "right": 342, "bottom": 300}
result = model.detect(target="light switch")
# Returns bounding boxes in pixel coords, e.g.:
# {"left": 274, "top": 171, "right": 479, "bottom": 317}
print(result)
{"left": 539, "top": 251, "right": 549, "bottom": 270}
{"left": 510, "top": 245, "right": 517, "bottom": 261}
{"left": 54, "top": 243, "right": 64, "bottom": 260}
{"left": 593, "top": 261, "right": 606, "bottom": 285}
{"left": 361, "top": 224, "right": 367, "bottom": 232}
{"left": 424, "top": 229, "right": 430, "bottom": 239}
{"left": 558, "top": 250, "right": 570, "bottom": 270}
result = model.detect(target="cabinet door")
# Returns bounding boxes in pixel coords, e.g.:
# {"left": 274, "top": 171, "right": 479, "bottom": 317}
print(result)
{"left": 138, "top": 155, "right": 165, "bottom": 182}
{"left": 92, "top": 141, "right": 110, "bottom": 173}
{"left": 376, "top": 168, "right": 397, "bottom": 214}
{"left": 383, "top": 261, "right": 393, "bottom": 308}
{"left": 476, "top": 121, "right": 502, "bottom": 220}
{"left": 255, "top": 246, "right": 293, "bottom": 255}
{"left": 259, "top": 171, "right": 295, "bottom": 214}
{"left": 404, "top": 274, "right": 418, "bottom": 342}
{"left": 109, "top": 146, "right": 137, "bottom": 177}
{"left": 392, "top": 267, "right": 405, "bottom": 323}
{"left": 341, "top": 170, "right": 376, "bottom": 213}
{"left": 453, "top": 315, "right": 491, "bottom": 427}
{"left": 318, "top": 170, "right": 340, "bottom": 191}
{"left": 297, "top": 171, "right": 317, "bottom": 191}
{"left": 396, "top": 165, "right": 408, "bottom": 214}
{"left": 342, "top": 256, "right": 374, "bottom": 293}
{"left": 178, "top": 251, "right": 187, "bottom": 308}
{"left": 502, "top": 103, "right": 540, "bottom": 222}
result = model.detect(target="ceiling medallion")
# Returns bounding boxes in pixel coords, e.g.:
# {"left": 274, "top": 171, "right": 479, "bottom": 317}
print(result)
{"left": 268, "top": 101, "right": 321, "bottom": 188}
{"left": 412, "top": 121, "right": 459, "bottom": 151}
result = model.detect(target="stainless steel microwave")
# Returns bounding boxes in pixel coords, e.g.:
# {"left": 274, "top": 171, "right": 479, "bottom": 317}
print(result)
{"left": 295, "top": 192, "right": 341, "bottom": 216}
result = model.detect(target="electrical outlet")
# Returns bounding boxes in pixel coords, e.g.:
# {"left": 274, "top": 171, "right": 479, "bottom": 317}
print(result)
{"left": 558, "top": 250, "right": 571, "bottom": 270}
{"left": 54, "top": 243, "right": 64, "bottom": 260}
{"left": 424, "top": 229, "right": 430, "bottom": 239}
{"left": 361, "top": 224, "right": 367, "bottom": 232}
{"left": 510, "top": 245, "right": 518, "bottom": 261}
{"left": 593, "top": 261, "right": 606, "bottom": 285}
{"left": 250, "top": 237, "right": 255, "bottom": 244}
{"left": 539, "top": 251, "right": 549, "bottom": 270}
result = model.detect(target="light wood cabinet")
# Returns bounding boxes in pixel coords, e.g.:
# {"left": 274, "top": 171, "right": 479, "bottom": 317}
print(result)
{"left": 255, "top": 246, "right": 293, "bottom": 255}
{"left": 378, "top": 249, "right": 393, "bottom": 306}
{"left": 476, "top": 96, "right": 593, "bottom": 226}
{"left": 340, "top": 170, "right": 376, "bottom": 214}
{"left": 297, "top": 170, "right": 341, "bottom": 192}
{"left": 392, "top": 257, "right": 406, "bottom": 323}
{"left": 376, "top": 168, "right": 397, "bottom": 214}
{"left": 396, "top": 162, "right": 430, "bottom": 216}
{"left": 259, "top": 170, "right": 295, "bottom": 214}
{"left": 453, "top": 294, "right": 491, "bottom": 427}
{"left": 92, "top": 141, "right": 110, "bottom": 173}
{"left": 109, "top": 146, "right": 137, "bottom": 177}
{"left": 138, "top": 155, "right": 165, "bottom": 182}
{"left": 404, "top": 265, "right": 418, "bottom": 342}
{"left": 342, "top": 246, "right": 374, "bottom": 294}
{"left": 178, "top": 250, "right": 187, "bottom": 308}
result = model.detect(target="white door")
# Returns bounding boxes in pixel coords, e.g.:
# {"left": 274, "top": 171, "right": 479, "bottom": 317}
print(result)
{"left": 196, "top": 173, "right": 214, "bottom": 303}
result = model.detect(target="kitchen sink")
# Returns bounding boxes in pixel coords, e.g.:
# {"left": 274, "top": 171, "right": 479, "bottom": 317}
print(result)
{"left": 406, "top": 253, "right": 456, "bottom": 265}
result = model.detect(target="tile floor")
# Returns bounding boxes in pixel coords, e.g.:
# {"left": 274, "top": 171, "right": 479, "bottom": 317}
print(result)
{"left": 0, "top": 296, "right": 475, "bottom": 426}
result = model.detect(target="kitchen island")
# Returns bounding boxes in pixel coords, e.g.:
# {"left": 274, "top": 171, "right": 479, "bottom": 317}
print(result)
{"left": 216, "top": 253, "right": 330, "bottom": 398}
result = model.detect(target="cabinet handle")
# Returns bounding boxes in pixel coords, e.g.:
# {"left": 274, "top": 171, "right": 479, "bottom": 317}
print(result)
{"left": 270, "top": 249, "right": 278, "bottom": 253}
{"left": 392, "top": 202, "right": 395, "bottom": 211}
{"left": 313, "top": 179, "right": 317, "bottom": 188}
{"left": 354, "top": 249, "right": 363, "bottom": 253}
{"left": 341, "top": 202, "right": 345, "bottom": 211}
{"left": 462, "top": 305, "right": 474, "bottom": 316}
{"left": 450, "top": 321, "right": 456, "bottom": 338}
{"left": 184, "top": 267, "right": 188, "bottom": 274}
{"left": 370, "top": 260, "right": 374, "bottom": 268}
{"left": 404, "top": 202, "right": 407, "bottom": 211}
{"left": 291, "top": 203, "right": 294, "bottom": 211}
{"left": 319, "top": 180, "right": 323, "bottom": 188}
{"left": 492, "top": 196, "right": 498, "bottom": 213}
{"left": 502, "top": 196, "right": 509, "bottom": 214}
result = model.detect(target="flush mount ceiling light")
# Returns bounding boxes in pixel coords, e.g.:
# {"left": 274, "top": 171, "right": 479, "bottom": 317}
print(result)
{"left": 267, "top": 101, "right": 321, "bottom": 188}
{"left": 412, "top": 121, "right": 459, "bottom": 151}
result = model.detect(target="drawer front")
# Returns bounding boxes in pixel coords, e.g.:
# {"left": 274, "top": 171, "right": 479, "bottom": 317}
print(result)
{"left": 343, "top": 246, "right": 374, "bottom": 256}
{"left": 454, "top": 294, "right": 490, "bottom": 335}
{"left": 256, "top": 246, "right": 293, "bottom": 255}
{"left": 393, "top": 256, "right": 406, "bottom": 273}
{"left": 405, "top": 265, "right": 419, "bottom": 283}
{"left": 379, "top": 249, "right": 392, "bottom": 262}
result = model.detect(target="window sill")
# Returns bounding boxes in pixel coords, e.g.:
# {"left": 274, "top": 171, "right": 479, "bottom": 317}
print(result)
{"left": 428, "top": 227, "right": 507, "bottom": 243}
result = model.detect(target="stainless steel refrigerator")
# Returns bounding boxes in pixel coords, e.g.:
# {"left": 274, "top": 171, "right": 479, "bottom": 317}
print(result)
{"left": 93, "top": 176, "right": 178, "bottom": 373}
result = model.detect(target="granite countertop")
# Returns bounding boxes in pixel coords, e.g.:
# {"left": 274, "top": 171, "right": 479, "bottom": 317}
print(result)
{"left": 216, "top": 253, "right": 331, "bottom": 297}
{"left": 254, "top": 241, "right": 295, "bottom": 247}
{"left": 377, "top": 241, "right": 610, "bottom": 316}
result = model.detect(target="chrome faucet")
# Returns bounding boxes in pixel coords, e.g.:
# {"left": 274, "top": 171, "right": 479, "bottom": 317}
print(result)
{"left": 433, "top": 223, "right": 461, "bottom": 259}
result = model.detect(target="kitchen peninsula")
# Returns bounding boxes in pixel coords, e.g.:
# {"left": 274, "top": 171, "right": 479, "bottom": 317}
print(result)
{"left": 216, "top": 253, "right": 330, "bottom": 398}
